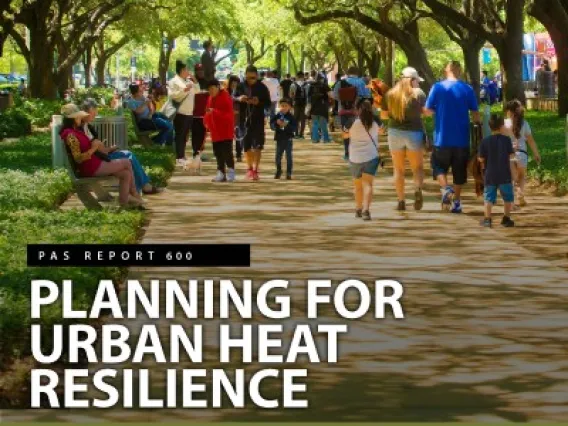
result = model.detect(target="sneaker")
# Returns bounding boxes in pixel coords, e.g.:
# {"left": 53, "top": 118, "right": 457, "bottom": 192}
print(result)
{"left": 252, "top": 170, "right": 259, "bottom": 181}
{"left": 312, "top": 140, "right": 320, "bottom": 144}
{"left": 397, "top": 200, "right": 406, "bottom": 211}
{"left": 362, "top": 210, "right": 371, "bottom": 221}
{"left": 286, "top": 175, "right": 292, "bottom": 180}
{"left": 323, "top": 140, "right": 332, "bottom": 144}
{"left": 343, "top": 154, "right": 349, "bottom": 161}
{"left": 236, "top": 156, "right": 243, "bottom": 163}
{"left": 212, "top": 171, "right": 226, "bottom": 182}
{"left": 274, "top": 171, "right": 282, "bottom": 179}
{"left": 245, "top": 169, "right": 254, "bottom": 180}
{"left": 481, "top": 218, "right": 492, "bottom": 228}
{"left": 501, "top": 216, "right": 515, "bottom": 227}
{"left": 414, "top": 189, "right": 423, "bottom": 211}
{"left": 355, "top": 209, "right": 363, "bottom": 218}
{"left": 441, "top": 186, "right": 454, "bottom": 210}
{"left": 176, "top": 159, "right": 186, "bottom": 168}
{"left": 451, "top": 200, "right": 463, "bottom": 214}
{"left": 226, "top": 168, "right": 236, "bottom": 182}
{"left": 518, "top": 196, "right": 527, "bottom": 207}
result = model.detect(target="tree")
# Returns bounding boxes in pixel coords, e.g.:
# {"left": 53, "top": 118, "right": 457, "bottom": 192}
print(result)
{"left": 529, "top": 0, "right": 568, "bottom": 116}
{"left": 93, "top": 32, "right": 129, "bottom": 86}
{"left": 292, "top": 0, "right": 437, "bottom": 89}
{"left": 2, "top": 0, "right": 132, "bottom": 98}
{"left": 420, "top": 0, "right": 526, "bottom": 103}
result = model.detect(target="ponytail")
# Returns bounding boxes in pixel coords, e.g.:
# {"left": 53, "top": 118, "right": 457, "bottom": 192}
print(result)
{"left": 505, "top": 99, "right": 524, "bottom": 139}
{"left": 358, "top": 99, "right": 374, "bottom": 131}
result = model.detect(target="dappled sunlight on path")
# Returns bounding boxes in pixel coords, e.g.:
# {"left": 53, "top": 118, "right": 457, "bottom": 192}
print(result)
{"left": 5, "top": 132, "right": 567, "bottom": 422}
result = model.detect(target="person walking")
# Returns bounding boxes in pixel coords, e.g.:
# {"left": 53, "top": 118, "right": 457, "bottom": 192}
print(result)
{"left": 235, "top": 65, "right": 271, "bottom": 180}
{"left": 289, "top": 71, "right": 308, "bottom": 139}
{"left": 228, "top": 75, "right": 243, "bottom": 162}
{"left": 270, "top": 98, "right": 297, "bottom": 179}
{"left": 424, "top": 61, "right": 480, "bottom": 213}
{"left": 309, "top": 74, "right": 332, "bottom": 144}
{"left": 262, "top": 70, "right": 281, "bottom": 116}
{"left": 201, "top": 41, "right": 216, "bottom": 83}
{"left": 334, "top": 66, "right": 371, "bottom": 160}
{"left": 204, "top": 79, "right": 236, "bottom": 182}
{"left": 168, "top": 60, "right": 197, "bottom": 167}
{"left": 348, "top": 100, "right": 381, "bottom": 221}
{"left": 380, "top": 67, "right": 428, "bottom": 211}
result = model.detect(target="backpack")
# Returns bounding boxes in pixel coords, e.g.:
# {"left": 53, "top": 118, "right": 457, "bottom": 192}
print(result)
{"left": 338, "top": 79, "right": 357, "bottom": 110}
{"left": 293, "top": 82, "right": 307, "bottom": 105}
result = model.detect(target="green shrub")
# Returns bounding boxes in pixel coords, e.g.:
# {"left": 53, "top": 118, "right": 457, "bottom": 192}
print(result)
{"left": 0, "top": 108, "right": 32, "bottom": 138}
{"left": 72, "top": 87, "right": 115, "bottom": 107}
{"left": 0, "top": 170, "right": 72, "bottom": 211}
{"left": 0, "top": 133, "right": 53, "bottom": 172}
{"left": 12, "top": 98, "right": 63, "bottom": 128}
{"left": 0, "top": 209, "right": 145, "bottom": 367}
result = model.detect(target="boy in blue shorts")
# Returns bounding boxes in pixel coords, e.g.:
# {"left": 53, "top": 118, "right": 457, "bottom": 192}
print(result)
{"left": 478, "top": 113, "right": 515, "bottom": 228}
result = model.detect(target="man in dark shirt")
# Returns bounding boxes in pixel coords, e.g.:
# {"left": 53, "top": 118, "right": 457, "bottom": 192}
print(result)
{"left": 280, "top": 74, "right": 293, "bottom": 99}
{"left": 478, "top": 113, "right": 515, "bottom": 228}
{"left": 201, "top": 41, "right": 216, "bottom": 83}
{"left": 235, "top": 65, "right": 271, "bottom": 180}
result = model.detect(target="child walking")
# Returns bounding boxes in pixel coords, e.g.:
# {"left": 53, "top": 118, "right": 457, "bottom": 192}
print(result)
{"left": 204, "top": 79, "right": 236, "bottom": 182}
{"left": 504, "top": 100, "right": 541, "bottom": 207}
{"left": 270, "top": 98, "right": 297, "bottom": 179}
{"left": 478, "top": 113, "right": 516, "bottom": 228}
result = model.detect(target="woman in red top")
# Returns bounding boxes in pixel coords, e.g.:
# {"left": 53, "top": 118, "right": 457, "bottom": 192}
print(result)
{"left": 204, "top": 79, "right": 236, "bottom": 182}
{"left": 59, "top": 103, "right": 143, "bottom": 208}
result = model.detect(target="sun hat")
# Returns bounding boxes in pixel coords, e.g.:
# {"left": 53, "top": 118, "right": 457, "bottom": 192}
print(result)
{"left": 401, "top": 67, "right": 424, "bottom": 82}
{"left": 61, "top": 103, "right": 89, "bottom": 119}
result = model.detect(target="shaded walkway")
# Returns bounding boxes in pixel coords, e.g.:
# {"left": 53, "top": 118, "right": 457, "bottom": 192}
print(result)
{"left": 6, "top": 134, "right": 568, "bottom": 422}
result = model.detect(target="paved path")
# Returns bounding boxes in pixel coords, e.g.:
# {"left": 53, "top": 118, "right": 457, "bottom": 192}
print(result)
{"left": 7, "top": 134, "right": 568, "bottom": 422}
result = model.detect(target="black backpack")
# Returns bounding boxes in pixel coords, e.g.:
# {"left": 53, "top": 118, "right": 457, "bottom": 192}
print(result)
{"left": 293, "top": 82, "right": 307, "bottom": 105}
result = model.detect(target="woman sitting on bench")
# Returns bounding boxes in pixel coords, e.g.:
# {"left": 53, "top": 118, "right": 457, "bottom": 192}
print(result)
{"left": 80, "top": 98, "right": 162, "bottom": 195}
{"left": 59, "top": 103, "right": 144, "bottom": 209}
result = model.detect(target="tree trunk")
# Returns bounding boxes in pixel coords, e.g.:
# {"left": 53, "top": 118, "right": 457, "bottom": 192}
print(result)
{"left": 366, "top": 51, "right": 381, "bottom": 78}
{"left": 529, "top": 0, "right": 568, "bottom": 116}
{"left": 275, "top": 44, "right": 284, "bottom": 76}
{"left": 496, "top": 0, "right": 525, "bottom": 104}
{"left": 357, "top": 48, "right": 365, "bottom": 75}
{"left": 158, "top": 38, "right": 173, "bottom": 85}
{"left": 84, "top": 46, "right": 92, "bottom": 88}
{"left": 398, "top": 22, "right": 435, "bottom": 90}
{"left": 299, "top": 48, "right": 306, "bottom": 73}
{"left": 96, "top": 57, "right": 106, "bottom": 86}
{"left": 28, "top": 26, "right": 57, "bottom": 98}
{"left": 462, "top": 40, "right": 483, "bottom": 101}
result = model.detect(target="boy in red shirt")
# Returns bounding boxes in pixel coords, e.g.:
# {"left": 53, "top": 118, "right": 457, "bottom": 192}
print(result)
{"left": 204, "top": 79, "right": 236, "bottom": 182}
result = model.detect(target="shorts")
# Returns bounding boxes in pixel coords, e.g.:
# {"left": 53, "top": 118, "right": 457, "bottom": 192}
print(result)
{"left": 484, "top": 183, "right": 515, "bottom": 204}
{"left": 431, "top": 147, "right": 469, "bottom": 185}
{"left": 388, "top": 128, "right": 424, "bottom": 152}
{"left": 350, "top": 157, "right": 380, "bottom": 179}
{"left": 512, "top": 150, "right": 529, "bottom": 168}
{"left": 242, "top": 127, "right": 265, "bottom": 152}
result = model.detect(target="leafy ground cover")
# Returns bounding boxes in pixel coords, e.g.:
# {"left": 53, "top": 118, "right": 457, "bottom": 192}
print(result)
{"left": 0, "top": 131, "right": 174, "bottom": 406}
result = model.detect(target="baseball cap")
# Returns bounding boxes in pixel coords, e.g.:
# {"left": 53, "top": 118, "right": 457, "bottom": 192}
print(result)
{"left": 61, "top": 103, "right": 89, "bottom": 119}
{"left": 401, "top": 67, "right": 424, "bottom": 82}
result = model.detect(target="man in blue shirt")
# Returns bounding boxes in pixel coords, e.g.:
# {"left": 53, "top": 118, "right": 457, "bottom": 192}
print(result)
{"left": 333, "top": 67, "right": 372, "bottom": 160}
{"left": 425, "top": 61, "right": 480, "bottom": 213}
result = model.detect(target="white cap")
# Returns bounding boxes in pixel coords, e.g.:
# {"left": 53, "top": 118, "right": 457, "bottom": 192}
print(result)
{"left": 401, "top": 67, "right": 424, "bottom": 82}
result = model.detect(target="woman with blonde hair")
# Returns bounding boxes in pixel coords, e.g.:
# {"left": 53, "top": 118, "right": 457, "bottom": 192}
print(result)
{"left": 381, "top": 67, "right": 427, "bottom": 211}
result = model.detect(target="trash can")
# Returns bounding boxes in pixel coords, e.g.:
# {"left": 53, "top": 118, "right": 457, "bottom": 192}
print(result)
{"left": 0, "top": 91, "right": 13, "bottom": 112}
{"left": 92, "top": 115, "right": 128, "bottom": 149}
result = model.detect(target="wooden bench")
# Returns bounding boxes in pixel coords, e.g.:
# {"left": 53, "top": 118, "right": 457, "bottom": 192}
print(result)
{"left": 53, "top": 122, "right": 117, "bottom": 210}
{"left": 129, "top": 109, "right": 156, "bottom": 147}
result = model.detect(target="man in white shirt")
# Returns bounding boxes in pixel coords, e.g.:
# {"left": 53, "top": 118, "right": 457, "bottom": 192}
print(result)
{"left": 262, "top": 70, "right": 281, "bottom": 116}
{"left": 168, "top": 60, "right": 197, "bottom": 166}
